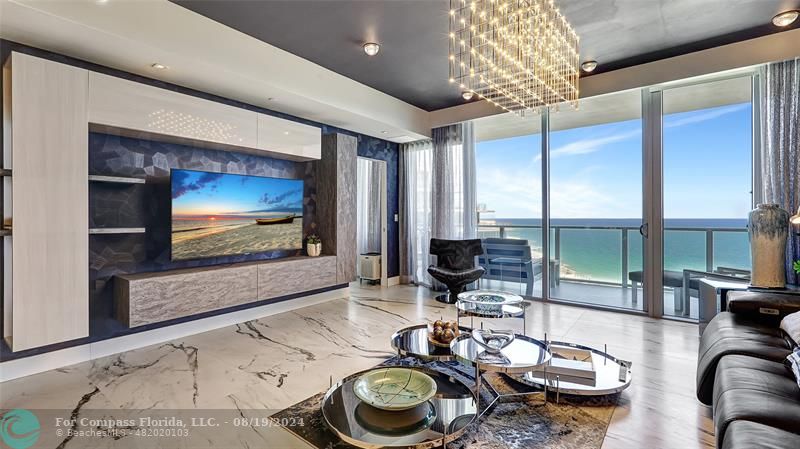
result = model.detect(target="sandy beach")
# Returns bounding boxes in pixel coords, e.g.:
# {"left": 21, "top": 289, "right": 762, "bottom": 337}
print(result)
{"left": 172, "top": 220, "right": 302, "bottom": 260}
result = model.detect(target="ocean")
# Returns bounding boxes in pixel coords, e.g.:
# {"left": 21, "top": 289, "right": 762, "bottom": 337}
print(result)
{"left": 478, "top": 218, "right": 750, "bottom": 283}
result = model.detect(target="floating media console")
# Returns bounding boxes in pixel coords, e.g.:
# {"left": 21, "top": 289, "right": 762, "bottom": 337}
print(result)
{"left": 115, "top": 256, "right": 338, "bottom": 327}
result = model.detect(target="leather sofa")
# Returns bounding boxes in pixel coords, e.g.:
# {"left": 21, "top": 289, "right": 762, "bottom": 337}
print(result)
{"left": 696, "top": 291, "right": 800, "bottom": 448}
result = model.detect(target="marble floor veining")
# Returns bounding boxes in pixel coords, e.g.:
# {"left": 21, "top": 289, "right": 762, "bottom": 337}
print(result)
{"left": 0, "top": 284, "right": 714, "bottom": 449}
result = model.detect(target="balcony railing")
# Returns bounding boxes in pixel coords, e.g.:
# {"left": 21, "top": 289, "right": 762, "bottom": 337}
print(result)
{"left": 477, "top": 223, "right": 749, "bottom": 287}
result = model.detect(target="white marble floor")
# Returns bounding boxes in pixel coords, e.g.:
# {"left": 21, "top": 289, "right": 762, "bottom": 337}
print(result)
{"left": 0, "top": 284, "right": 714, "bottom": 449}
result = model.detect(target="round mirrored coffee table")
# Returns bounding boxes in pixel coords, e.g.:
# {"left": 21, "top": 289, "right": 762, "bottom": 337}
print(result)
{"left": 518, "top": 341, "right": 632, "bottom": 396}
{"left": 321, "top": 366, "right": 478, "bottom": 449}
{"left": 390, "top": 324, "right": 472, "bottom": 362}
{"left": 450, "top": 332, "right": 550, "bottom": 414}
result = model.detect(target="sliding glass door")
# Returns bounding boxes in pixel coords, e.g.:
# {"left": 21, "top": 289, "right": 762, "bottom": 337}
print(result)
{"left": 547, "top": 90, "right": 646, "bottom": 311}
{"left": 474, "top": 115, "right": 543, "bottom": 296}
{"left": 657, "top": 76, "right": 754, "bottom": 318}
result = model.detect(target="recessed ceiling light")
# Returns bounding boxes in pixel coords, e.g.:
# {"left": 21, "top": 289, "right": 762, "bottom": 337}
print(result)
{"left": 267, "top": 97, "right": 275, "bottom": 101}
{"left": 381, "top": 130, "right": 388, "bottom": 134}
{"left": 95, "top": 0, "right": 109, "bottom": 4}
{"left": 363, "top": 42, "right": 380, "bottom": 56}
{"left": 283, "top": 131, "right": 290, "bottom": 135}
{"left": 150, "top": 63, "right": 167, "bottom": 70}
{"left": 772, "top": 10, "right": 799, "bottom": 27}
{"left": 581, "top": 60, "right": 598, "bottom": 73}
{"left": 462, "top": 91, "right": 475, "bottom": 101}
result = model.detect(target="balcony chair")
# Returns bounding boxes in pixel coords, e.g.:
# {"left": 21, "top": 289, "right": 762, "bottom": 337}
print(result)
{"left": 478, "top": 238, "right": 560, "bottom": 296}
{"left": 427, "top": 238, "right": 485, "bottom": 304}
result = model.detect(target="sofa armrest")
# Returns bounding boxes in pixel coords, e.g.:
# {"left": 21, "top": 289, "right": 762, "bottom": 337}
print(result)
{"left": 727, "top": 291, "right": 800, "bottom": 323}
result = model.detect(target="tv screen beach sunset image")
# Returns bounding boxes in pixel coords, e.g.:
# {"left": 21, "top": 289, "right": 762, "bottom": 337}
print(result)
{"left": 171, "top": 169, "right": 303, "bottom": 260}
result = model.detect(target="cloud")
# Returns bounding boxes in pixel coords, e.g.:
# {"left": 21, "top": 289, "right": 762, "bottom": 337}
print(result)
{"left": 534, "top": 129, "right": 640, "bottom": 162}
{"left": 664, "top": 103, "right": 749, "bottom": 129}
{"left": 477, "top": 162, "right": 641, "bottom": 219}
{"left": 258, "top": 188, "right": 302, "bottom": 208}
{"left": 171, "top": 171, "right": 224, "bottom": 199}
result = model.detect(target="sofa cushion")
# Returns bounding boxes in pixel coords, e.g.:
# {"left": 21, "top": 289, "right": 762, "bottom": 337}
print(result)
{"left": 713, "top": 355, "right": 799, "bottom": 408}
{"left": 722, "top": 420, "right": 800, "bottom": 449}
{"left": 713, "top": 355, "right": 800, "bottom": 447}
{"left": 696, "top": 312, "right": 792, "bottom": 405}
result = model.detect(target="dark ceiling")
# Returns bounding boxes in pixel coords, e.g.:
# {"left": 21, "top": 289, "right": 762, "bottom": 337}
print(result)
{"left": 174, "top": 0, "right": 800, "bottom": 111}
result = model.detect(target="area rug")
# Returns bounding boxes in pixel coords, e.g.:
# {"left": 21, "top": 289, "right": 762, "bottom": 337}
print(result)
{"left": 272, "top": 356, "right": 618, "bottom": 449}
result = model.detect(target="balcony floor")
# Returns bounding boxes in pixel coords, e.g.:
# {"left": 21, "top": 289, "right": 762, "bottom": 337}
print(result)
{"left": 479, "top": 279, "right": 700, "bottom": 320}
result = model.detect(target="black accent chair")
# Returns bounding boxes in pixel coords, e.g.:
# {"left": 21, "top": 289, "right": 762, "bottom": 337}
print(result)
{"left": 695, "top": 290, "right": 800, "bottom": 448}
{"left": 427, "top": 238, "right": 485, "bottom": 304}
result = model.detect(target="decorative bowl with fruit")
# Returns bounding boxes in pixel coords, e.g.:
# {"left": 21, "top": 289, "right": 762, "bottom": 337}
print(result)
{"left": 428, "top": 320, "right": 460, "bottom": 347}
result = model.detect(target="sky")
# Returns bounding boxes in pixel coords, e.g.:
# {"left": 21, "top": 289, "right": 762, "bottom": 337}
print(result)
{"left": 476, "top": 102, "right": 753, "bottom": 220}
{"left": 171, "top": 170, "right": 303, "bottom": 217}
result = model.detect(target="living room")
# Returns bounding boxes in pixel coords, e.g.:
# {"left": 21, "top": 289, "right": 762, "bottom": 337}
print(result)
{"left": 0, "top": 1, "right": 799, "bottom": 448}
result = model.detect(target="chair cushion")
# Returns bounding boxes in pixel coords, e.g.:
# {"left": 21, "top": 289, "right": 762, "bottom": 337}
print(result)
{"left": 696, "top": 312, "right": 791, "bottom": 405}
{"left": 722, "top": 420, "right": 800, "bottom": 449}
{"left": 427, "top": 266, "right": 485, "bottom": 286}
{"left": 713, "top": 355, "right": 800, "bottom": 447}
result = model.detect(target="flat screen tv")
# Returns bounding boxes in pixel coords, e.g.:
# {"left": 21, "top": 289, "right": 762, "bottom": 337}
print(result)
{"left": 170, "top": 169, "right": 303, "bottom": 261}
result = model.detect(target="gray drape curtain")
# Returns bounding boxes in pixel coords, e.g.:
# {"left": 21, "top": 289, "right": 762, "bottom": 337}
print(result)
{"left": 431, "top": 122, "right": 477, "bottom": 240}
{"left": 356, "top": 158, "right": 381, "bottom": 256}
{"left": 760, "top": 57, "right": 800, "bottom": 284}
{"left": 400, "top": 122, "right": 477, "bottom": 285}
{"left": 399, "top": 139, "right": 433, "bottom": 284}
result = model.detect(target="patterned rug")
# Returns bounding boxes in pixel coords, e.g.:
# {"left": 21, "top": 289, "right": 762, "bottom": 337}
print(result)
{"left": 272, "top": 356, "right": 618, "bottom": 449}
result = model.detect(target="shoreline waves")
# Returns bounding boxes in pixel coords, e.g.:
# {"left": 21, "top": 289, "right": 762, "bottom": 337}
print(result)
{"left": 171, "top": 218, "right": 303, "bottom": 260}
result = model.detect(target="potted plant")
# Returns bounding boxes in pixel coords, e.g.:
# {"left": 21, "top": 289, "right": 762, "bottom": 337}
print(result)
{"left": 794, "top": 260, "right": 800, "bottom": 275}
{"left": 306, "top": 234, "right": 322, "bottom": 257}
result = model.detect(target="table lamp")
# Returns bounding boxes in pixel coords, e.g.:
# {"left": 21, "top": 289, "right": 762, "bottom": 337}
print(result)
{"left": 792, "top": 207, "right": 800, "bottom": 235}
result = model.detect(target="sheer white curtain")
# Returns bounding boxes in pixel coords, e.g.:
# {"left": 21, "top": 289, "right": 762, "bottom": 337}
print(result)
{"left": 356, "top": 158, "right": 381, "bottom": 256}
{"left": 400, "top": 121, "right": 477, "bottom": 286}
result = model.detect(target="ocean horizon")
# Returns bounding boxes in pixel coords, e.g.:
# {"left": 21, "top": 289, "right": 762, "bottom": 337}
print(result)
{"left": 478, "top": 217, "right": 750, "bottom": 283}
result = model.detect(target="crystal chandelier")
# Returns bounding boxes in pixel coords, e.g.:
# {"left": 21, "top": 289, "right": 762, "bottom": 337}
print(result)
{"left": 449, "top": 0, "right": 580, "bottom": 114}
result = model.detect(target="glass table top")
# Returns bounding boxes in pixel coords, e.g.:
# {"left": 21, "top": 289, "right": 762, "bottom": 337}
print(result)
{"left": 321, "top": 366, "right": 477, "bottom": 449}
{"left": 450, "top": 333, "right": 550, "bottom": 374}
{"left": 391, "top": 324, "right": 471, "bottom": 362}
{"left": 455, "top": 300, "right": 527, "bottom": 319}
{"left": 457, "top": 290, "right": 524, "bottom": 306}
{"left": 519, "top": 342, "right": 632, "bottom": 395}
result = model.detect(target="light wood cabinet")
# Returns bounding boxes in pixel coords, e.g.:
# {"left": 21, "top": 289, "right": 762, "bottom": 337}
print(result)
{"left": 3, "top": 52, "right": 89, "bottom": 352}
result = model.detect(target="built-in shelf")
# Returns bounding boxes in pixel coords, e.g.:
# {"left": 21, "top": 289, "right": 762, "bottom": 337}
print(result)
{"left": 1, "top": 169, "right": 11, "bottom": 177}
{"left": 88, "top": 175, "right": 145, "bottom": 184}
{"left": 89, "top": 227, "right": 146, "bottom": 235}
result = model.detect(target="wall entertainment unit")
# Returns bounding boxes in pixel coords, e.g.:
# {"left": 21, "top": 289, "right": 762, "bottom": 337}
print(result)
{"left": 1, "top": 48, "right": 369, "bottom": 358}
{"left": 115, "top": 256, "right": 337, "bottom": 327}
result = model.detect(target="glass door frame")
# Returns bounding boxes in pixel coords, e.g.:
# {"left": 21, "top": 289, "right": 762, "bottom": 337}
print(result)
{"left": 641, "top": 70, "right": 761, "bottom": 319}
{"left": 538, "top": 102, "right": 650, "bottom": 315}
